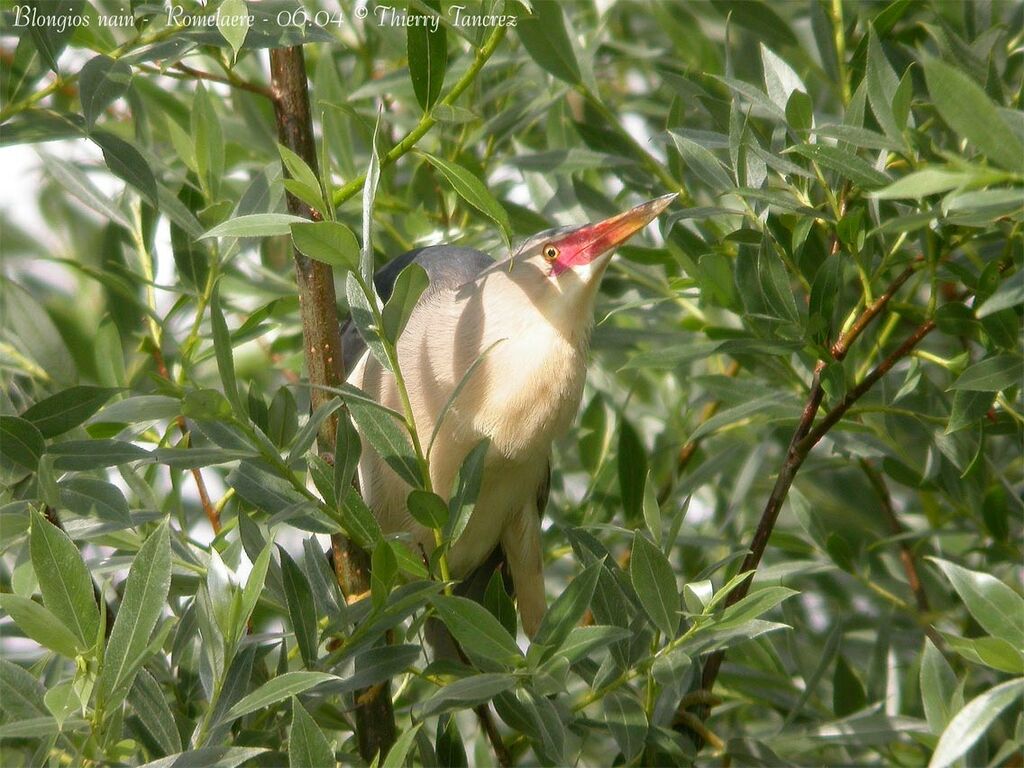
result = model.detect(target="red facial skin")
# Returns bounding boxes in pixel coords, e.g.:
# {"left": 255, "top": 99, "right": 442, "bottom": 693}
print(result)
{"left": 545, "top": 193, "right": 677, "bottom": 276}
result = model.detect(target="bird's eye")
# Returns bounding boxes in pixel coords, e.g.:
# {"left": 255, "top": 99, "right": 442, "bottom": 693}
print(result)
{"left": 542, "top": 245, "right": 559, "bottom": 261}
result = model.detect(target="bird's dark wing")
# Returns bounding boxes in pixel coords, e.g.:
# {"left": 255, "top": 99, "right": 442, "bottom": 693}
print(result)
{"left": 340, "top": 245, "right": 493, "bottom": 374}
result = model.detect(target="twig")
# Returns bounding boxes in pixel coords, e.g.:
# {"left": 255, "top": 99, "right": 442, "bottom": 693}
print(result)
{"left": 135, "top": 62, "right": 274, "bottom": 99}
{"left": 269, "top": 45, "right": 396, "bottom": 761}
{"left": 695, "top": 264, "right": 927, "bottom": 709}
{"left": 475, "top": 704, "right": 512, "bottom": 768}
{"left": 330, "top": 24, "right": 507, "bottom": 207}
{"left": 859, "top": 459, "right": 946, "bottom": 650}
{"left": 150, "top": 278, "right": 221, "bottom": 535}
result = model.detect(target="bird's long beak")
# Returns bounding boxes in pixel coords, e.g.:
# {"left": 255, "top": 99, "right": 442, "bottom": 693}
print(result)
{"left": 551, "top": 193, "right": 677, "bottom": 276}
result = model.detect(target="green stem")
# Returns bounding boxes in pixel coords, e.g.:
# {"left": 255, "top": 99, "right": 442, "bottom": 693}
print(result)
{"left": 831, "top": 0, "right": 851, "bottom": 105}
{"left": 0, "top": 24, "right": 183, "bottom": 122}
{"left": 331, "top": 25, "right": 507, "bottom": 208}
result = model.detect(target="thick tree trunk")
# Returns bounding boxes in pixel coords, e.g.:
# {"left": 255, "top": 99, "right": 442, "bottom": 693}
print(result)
{"left": 268, "top": 45, "right": 396, "bottom": 762}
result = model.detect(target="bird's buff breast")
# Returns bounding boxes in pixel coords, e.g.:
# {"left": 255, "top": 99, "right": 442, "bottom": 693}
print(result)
{"left": 349, "top": 289, "right": 589, "bottom": 574}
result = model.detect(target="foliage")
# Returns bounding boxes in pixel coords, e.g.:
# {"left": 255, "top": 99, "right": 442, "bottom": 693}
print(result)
{"left": 1, "top": 1, "right": 1022, "bottom": 766}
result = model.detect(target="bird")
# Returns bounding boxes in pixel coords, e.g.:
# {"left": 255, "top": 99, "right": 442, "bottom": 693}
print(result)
{"left": 342, "top": 193, "right": 677, "bottom": 638}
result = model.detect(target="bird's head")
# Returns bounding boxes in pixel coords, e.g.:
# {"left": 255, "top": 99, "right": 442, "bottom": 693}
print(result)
{"left": 481, "top": 193, "right": 677, "bottom": 337}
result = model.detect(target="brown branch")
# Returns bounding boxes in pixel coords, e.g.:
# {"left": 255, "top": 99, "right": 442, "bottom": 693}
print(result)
{"left": 693, "top": 264, "right": 927, "bottom": 725}
{"left": 269, "top": 46, "right": 395, "bottom": 761}
{"left": 172, "top": 62, "right": 273, "bottom": 99}
{"left": 859, "top": 458, "right": 946, "bottom": 651}
{"left": 798, "top": 320, "right": 936, "bottom": 452}
{"left": 475, "top": 704, "right": 512, "bottom": 768}
{"left": 152, "top": 341, "right": 221, "bottom": 533}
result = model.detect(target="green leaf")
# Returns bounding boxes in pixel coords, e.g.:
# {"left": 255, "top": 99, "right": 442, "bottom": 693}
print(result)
{"left": 484, "top": 569, "right": 518, "bottom": 639}
{"left": 371, "top": 538, "right": 398, "bottom": 607}
{"left": 515, "top": 0, "right": 581, "bottom": 84}
{"left": 382, "top": 722, "right": 423, "bottom": 768}
{"left": 446, "top": 439, "right": 489, "bottom": 544}
{"left": 977, "top": 269, "right": 1024, "bottom": 318}
{"left": 280, "top": 547, "right": 319, "bottom": 668}
{"left": 942, "top": 633, "right": 1024, "bottom": 674}
{"left": 91, "top": 130, "right": 158, "bottom": 203}
{"left": 431, "top": 595, "right": 524, "bottom": 668}
{"left": 290, "top": 221, "right": 359, "bottom": 271}
{"left": 287, "top": 399, "right": 343, "bottom": 465}
{"left": 556, "top": 625, "right": 632, "bottom": 664}
{"left": 200, "top": 214, "right": 309, "bottom": 239}
{"left": 361, "top": 108, "right": 383, "bottom": 285}
{"left": 93, "top": 395, "right": 180, "bottom": 425}
{"left": 641, "top": 472, "right": 662, "bottom": 547}
{"left": 137, "top": 747, "right": 268, "bottom": 768}
{"left": 603, "top": 691, "right": 648, "bottom": 762}
{"left": 714, "top": 586, "right": 797, "bottom": 628}
{"left": 41, "top": 153, "right": 132, "bottom": 230}
{"left": 948, "top": 355, "right": 1023, "bottom": 392}
{"left": 338, "top": 488, "right": 383, "bottom": 550}
{"left": 347, "top": 398, "right": 421, "bottom": 489}
{"left": 29, "top": 510, "right": 99, "bottom": 648}
{"left": 407, "top": 489, "right": 448, "bottom": 529}
{"left": 833, "top": 654, "right": 867, "bottom": 716}
{"left": 789, "top": 143, "right": 890, "bottom": 188}
{"left": 59, "top": 477, "right": 130, "bottom": 525}
{"left": 97, "top": 523, "right": 171, "bottom": 716}
{"left": 670, "top": 133, "right": 734, "bottom": 192}
{"left": 48, "top": 439, "right": 152, "bottom": 470}
{"left": 760, "top": 44, "right": 805, "bottom": 112}
{"left": 629, "top": 532, "right": 678, "bottom": 636}
{"left": 533, "top": 561, "right": 602, "bottom": 655}
{"left": 418, "top": 674, "right": 516, "bottom": 718}
{"left": 928, "top": 557, "right": 1024, "bottom": 647}
{"left": 0, "top": 658, "right": 48, "bottom": 718}
{"left": 278, "top": 144, "right": 324, "bottom": 211}
{"left": 0, "top": 594, "right": 82, "bottom": 658}
{"left": 193, "top": 83, "right": 224, "bottom": 198}
{"left": 79, "top": 54, "right": 132, "bottom": 128}
{"left": 0, "top": 416, "right": 45, "bottom": 473}
{"left": 871, "top": 169, "right": 974, "bottom": 199}
{"left": 419, "top": 151, "right": 511, "bottom": 250}
{"left": 923, "top": 57, "right": 1024, "bottom": 172}
{"left": 346, "top": 271, "right": 391, "bottom": 372}
{"left": 238, "top": 543, "right": 272, "bottom": 646}
{"left": 381, "top": 263, "right": 429, "bottom": 344}
{"left": 929, "top": 678, "right": 1024, "bottom": 768}
{"left": 865, "top": 29, "right": 902, "bottom": 142}
{"left": 211, "top": 281, "right": 244, "bottom": 418}
{"left": 407, "top": 0, "right": 447, "bottom": 111}
{"left": 288, "top": 697, "right": 334, "bottom": 768}
{"left": 217, "top": 0, "right": 250, "bottom": 61}
{"left": 128, "top": 668, "right": 183, "bottom": 757}
{"left": 332, "top": 409, "right": 361, "bottom": 497}
{"left": 226, "top": 672, "right": 337, "bottom": 721}
{"left": 920, "top": 637, "right": 959, "bottom": 735}
{"left": 617, "top": 417, "right": 647, "bottom": 524}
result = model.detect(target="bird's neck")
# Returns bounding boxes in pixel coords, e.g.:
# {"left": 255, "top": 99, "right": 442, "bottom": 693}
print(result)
{"left": 466, "top": 276, "right": 593, "bottom": 461}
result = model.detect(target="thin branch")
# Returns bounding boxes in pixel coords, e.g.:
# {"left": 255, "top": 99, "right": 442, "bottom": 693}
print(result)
{"left": 475, "top": 704, "right": 512, "bottom": 768}
{"left": 330, "top": 24, "right": 507, "bottom": 207}
{"left": 859, "top": 458, "right": 946, "bottom": 651}
{"left": 799, "top": 320, "right": 936, "bottom": 452}
{"left": 136, "top": 62, "right": 274, "bottom": 99}
{"left": 150, "top": 284, "right": 221, "bottom": 534}
{"left": 695, "top": 264, "right": 928, "bottom": 711}
{"left": 269, "top": 45, "right": 396, "bottom": 761}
